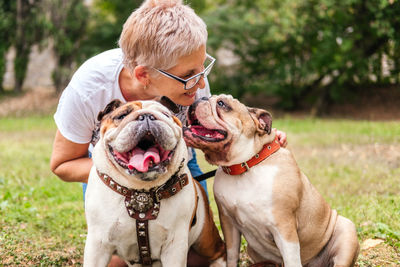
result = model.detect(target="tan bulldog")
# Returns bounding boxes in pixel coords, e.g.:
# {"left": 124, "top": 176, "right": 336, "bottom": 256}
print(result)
{"left": 183, "top": 94, "right": 359, "bottom": 267}
{"left": 84, "top": 99, "right": 225, "bottom": 267}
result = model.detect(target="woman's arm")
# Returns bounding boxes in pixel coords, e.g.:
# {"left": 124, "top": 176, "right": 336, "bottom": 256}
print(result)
{"left": 50, "top": 130, "right": 93, "bottom": 183}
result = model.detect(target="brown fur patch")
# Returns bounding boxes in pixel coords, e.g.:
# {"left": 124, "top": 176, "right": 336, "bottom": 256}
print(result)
{"left": 192, "top": 179, "right": 226, "bottom": 261}
{"left": 99, "top": 101, "right": 143, "bottom": 136}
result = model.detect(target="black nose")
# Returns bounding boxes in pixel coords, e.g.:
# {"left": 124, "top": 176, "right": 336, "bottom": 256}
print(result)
{"left": 138, "top": 113, "right": 156, "bottom": 121}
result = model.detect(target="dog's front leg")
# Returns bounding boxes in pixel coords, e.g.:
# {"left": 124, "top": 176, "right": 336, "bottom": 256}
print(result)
{"left": 84, "top": 232, "right": 114, "bottom": 267}
{"left": 218, "top": 202, "right": 241, "bottom": 267}
{"left": 271, "top": 218, "right": 302, "bottom": 267}
{"left": 160, "top": 231, "right": 189, "bottom": 267}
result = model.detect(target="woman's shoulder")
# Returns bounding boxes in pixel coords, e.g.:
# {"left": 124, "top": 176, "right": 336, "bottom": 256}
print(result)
{"left": 71, "top": 49, "right": 123, "bottom": 83}
{"left": 67, "top": 49, "right": 124, "bottom": 98}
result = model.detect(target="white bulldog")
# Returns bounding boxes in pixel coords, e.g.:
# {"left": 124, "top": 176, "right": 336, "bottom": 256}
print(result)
{"left": 84, "top": 99, "right": 226, "bottom": 267}
{"left": 183, "top": 94, "right": 359, "bottom": 267}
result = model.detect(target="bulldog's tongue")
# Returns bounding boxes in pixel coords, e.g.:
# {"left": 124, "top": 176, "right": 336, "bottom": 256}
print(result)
{"left": 128, "top": 147, "right": 160, "bottom": 172}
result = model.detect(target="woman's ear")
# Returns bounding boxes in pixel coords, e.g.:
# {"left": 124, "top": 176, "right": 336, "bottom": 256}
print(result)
{"left": 247, "top": 107, "right": 272, "bottom": 135}
{"left": 133, "top": 65, "right": 150, "bottom": 87}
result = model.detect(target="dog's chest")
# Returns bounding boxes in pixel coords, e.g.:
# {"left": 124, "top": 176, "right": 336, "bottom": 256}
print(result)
{"left": 214, "top": 165, "right": 280, "bottom": 247}
{"left": 86, "top": 172, "right": 196, "bottom": 262}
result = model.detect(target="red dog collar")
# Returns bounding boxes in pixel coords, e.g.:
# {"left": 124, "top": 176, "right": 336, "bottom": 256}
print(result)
{"left": 222, "top": 135, "right": 280, "bottom": 175}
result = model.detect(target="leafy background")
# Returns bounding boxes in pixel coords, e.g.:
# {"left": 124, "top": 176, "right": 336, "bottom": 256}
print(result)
{"left": 0, "top": 0, "right": 399, "bottom": 266}
{"left": 1, "top": 0, "right": 399, "bottom": 115}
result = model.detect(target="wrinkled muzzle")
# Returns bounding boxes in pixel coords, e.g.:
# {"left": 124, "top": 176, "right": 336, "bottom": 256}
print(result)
{"left": 105, "top": 114, "right": 179, "bottom": 174}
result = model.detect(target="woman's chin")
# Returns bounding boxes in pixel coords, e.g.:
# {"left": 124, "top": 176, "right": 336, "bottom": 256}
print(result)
{"left": 169, "top": 94, "right": 196, "bottom": 107}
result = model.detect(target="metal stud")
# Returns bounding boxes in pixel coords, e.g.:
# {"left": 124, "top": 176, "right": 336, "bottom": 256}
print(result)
{"left": 109, "top": 181, "right": 115, "bottom": 188}
{"left": 129, "top": 209, "right": 135, "bottom": 216}
{"left": 154, "top": 203, "right": 160, "bottom": 209}
{"left": 138, "top": 223, "right": 145, "bottom": 229}
{"left": 139, "top": 213, "right": 145, "bottom": 219}
{"left": 139, "top": 231, "right": 145, "bottom": 236}
{"left": 125, "top": 201, "right": 131, "bottom": 207}
{"left": 152, "top": 210, "right": 159, "bottom": 216}
{"left": 117, "top": 185, "right": 122, "bottom": 193}
{"left": 141, "top": 246, "right": 148, "bottom": 251}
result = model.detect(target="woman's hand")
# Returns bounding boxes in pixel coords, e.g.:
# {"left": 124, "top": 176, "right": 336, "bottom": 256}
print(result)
{"left": 275, "top": 129, "right": 288, "bottom": 148}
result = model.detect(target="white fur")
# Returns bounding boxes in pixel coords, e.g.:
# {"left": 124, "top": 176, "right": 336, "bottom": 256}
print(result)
{"left": 214, "top": 165, "right": 288, "bottom": 266}
{"left": 84, "top": 101, "right": 223, "bottom": 266}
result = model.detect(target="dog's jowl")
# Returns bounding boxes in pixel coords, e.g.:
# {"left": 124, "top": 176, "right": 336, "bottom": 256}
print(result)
{"left": 84, "top": 99, "right": 225, "bottom": 267}
{"left": 184, "top": 94, "right": 359, "bottom": 267}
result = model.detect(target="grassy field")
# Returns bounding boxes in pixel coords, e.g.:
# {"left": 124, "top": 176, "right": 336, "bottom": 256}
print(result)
{"left": 0, "top": 115, "right": 399, "bottom": 266}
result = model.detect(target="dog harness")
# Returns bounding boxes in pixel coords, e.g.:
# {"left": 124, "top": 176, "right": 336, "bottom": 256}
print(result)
{"left": 249, "top": 260, "right": 283, "bottom": 267}
{"left": 222, "top": 135, "right": 281, "bottom": 175}
{"left": 96, "top": 162, "right": 191, "bottom": 266}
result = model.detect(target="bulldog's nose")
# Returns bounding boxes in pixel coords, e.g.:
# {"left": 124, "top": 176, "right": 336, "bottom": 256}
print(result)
{"left": 200, "top": 97, "right": 208, "bottom": 101}
{"left": 138, "top": 113, "right": 156, "bottom": 121}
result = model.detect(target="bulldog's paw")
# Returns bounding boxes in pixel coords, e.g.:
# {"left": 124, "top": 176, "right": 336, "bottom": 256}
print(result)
{"left": 210, "top": 257, "right": 227, "bottom": 267}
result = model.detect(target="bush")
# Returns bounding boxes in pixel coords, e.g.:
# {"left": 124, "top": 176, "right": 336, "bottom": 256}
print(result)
{"left": 204, "top": 0, "right": 400, "bottom": 114}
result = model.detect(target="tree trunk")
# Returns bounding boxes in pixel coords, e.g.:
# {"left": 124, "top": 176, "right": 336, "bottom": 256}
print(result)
{"left": 13, "top": 0, "right": 30, "bottom": 93}
{"left": 310, "top": 85, "right": 331, "bottom": 117}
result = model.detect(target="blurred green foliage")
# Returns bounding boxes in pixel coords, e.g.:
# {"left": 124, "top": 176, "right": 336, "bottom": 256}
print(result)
{"left": 77, "top": 0, "right": 207, "bottom": 62}
{"left": 0, "top": 0, "right": 48, "bottom": 93}
{"left": 204, "top": 0, "right": 400, "bottom": 113}
{"left": 48, "top": 0, "right": 90, "bottom": 92}
{"left": 77, "top": 0, "right": 143, "bottom": 62}
{"left": 13, "top": 0, "right": 48, "bottom": 93}
{"left": 0, "top": 1, "right": 14, "bottom": 92}
{"left": 1, "top": 0, "right": 399, "bottom": 113}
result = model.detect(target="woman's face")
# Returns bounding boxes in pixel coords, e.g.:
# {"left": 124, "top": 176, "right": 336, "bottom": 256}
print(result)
{"left": 149, "top": 45, "right": 207, "bottom": 106}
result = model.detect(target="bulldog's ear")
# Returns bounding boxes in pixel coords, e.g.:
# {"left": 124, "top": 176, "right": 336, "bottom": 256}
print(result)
{"left": 248, "top": 107, "right": 272, "bottom": 135}
{"left": 97, "top": 99, "right": 123, "bottom": 121}
{"left": 157, "top": 96, "right": 180, "bottom": 114}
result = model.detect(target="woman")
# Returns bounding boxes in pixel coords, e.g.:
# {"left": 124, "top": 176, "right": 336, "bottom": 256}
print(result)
{"left": 50, "top": 0, "right": 287, "bottom": 266}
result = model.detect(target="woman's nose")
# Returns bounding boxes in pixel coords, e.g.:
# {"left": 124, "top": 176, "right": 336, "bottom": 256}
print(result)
{"left": 196, "top": 75, "right": 206, "bottom": 89}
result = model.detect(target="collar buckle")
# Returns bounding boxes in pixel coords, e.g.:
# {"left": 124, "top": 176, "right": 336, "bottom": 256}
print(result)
{"left": 155, "top": 186, "right": 163, "bottom": 203}
{"left": 222, "top": 166, "right": 231, "bottom": 174}
{"left": 241, "top": 162, "right": 250, "bottom": 172}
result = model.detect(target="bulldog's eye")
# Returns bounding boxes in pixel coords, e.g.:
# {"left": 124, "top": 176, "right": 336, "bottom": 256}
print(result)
{"left": 217, "top": 100, "right": 226, "bottom": 108}
{"left": 115, "top": 112, "right": 129, "bottom": 120}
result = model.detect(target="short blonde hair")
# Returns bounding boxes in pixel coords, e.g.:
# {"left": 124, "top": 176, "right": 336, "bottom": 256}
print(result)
{"left": 119, "top": 0, "right": 207, "bottom": 71}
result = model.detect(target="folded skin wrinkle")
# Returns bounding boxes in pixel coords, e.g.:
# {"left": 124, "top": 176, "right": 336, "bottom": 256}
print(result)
{"left": 106, "top": 115, "right": 179, "bottom": 174}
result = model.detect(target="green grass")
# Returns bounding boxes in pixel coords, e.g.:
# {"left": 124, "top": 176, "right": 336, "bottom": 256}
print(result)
{"left": 1, "top": 115, "right": 399, "bottom": 265}
{"left": 0, "top": 115, "right": 85, "bottom": 266}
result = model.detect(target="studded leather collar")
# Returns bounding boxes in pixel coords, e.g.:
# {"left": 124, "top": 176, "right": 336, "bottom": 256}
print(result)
{"left": 249, "top": 260, "right": 283, "bottom": 267}
{"left": 222, "top": 135, "right": 280, "bottom": 175}
{"left": 96, "top": 163, "right": 189, "bottom": 266}
{"left": 96, "top": 168, "right": 188, "bottom": 220}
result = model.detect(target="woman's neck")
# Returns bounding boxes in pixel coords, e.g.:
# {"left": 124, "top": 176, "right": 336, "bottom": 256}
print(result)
{"left": 119, "top": 67, "right": 154, "bottom": 102}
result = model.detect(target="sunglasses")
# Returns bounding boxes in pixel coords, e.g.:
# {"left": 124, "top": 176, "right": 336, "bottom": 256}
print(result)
{"left": 154, "top": 54, "right": 216, "bottom": 90}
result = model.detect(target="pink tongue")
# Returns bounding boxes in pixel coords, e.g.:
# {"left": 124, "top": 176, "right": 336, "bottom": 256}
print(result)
{"left": 128, "top": 147, "right": 161, "bottom": 172}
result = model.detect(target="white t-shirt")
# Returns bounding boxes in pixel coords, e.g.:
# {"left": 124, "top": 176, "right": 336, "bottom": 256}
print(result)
{"left": 54, "top": 48, "right": 211, "bottom": 157}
